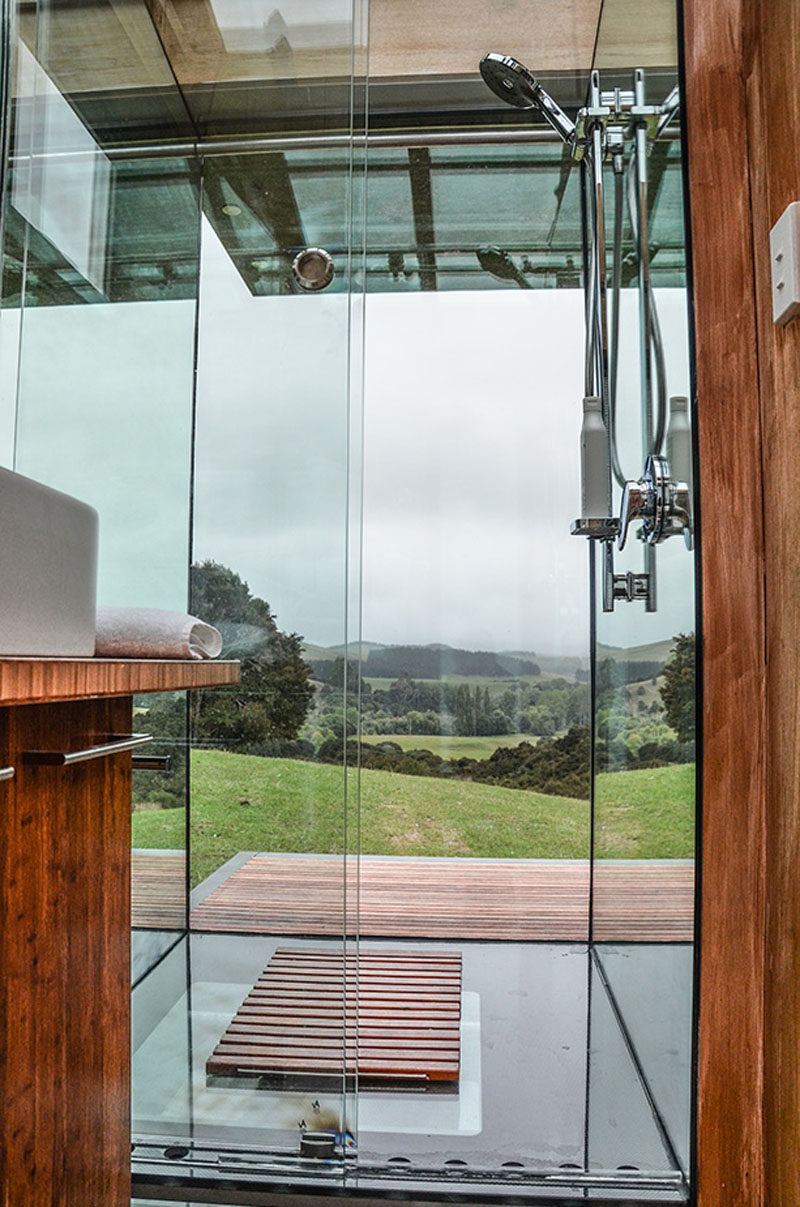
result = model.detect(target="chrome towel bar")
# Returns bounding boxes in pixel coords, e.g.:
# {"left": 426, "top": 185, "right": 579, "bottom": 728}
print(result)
{"left": 22, "top": 733, "right": 152, "bottom": 766}
{"left": 131, "top": 754, "right": 171, "bottom": 772}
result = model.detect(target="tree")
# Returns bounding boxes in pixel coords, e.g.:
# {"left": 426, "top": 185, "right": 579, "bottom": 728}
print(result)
{"left": 659, "top": 633, "right": 696, "bottom": 742}
{"left": 132, "top": 690, "right": 189, "bottom": 810}
{"left": 189, "top": 560, "right": 315, "bottom": 749}
{"left": 318, "top": 656, "right": 371, "bottom": 700}
{"left": 596, "top": 657, "right": 623, "bottom": 702}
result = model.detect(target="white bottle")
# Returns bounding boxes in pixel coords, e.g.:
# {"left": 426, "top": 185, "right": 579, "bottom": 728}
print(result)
{"left": 580, "top": 395, "right": 610, "bottom": 517}
{"left": 666, "top": 395, "right": 693, "bottom": 497}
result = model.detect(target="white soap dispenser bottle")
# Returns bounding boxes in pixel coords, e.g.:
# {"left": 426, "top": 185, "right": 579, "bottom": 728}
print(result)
{"left": 580, "top": 395, "right": 610, "bottom": 518}
{"left": 666, "top": 395, "right": 693, "bottom": 499}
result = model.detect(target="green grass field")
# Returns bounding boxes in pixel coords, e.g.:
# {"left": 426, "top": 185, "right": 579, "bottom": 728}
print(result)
{"left": 132, "top": 751, "right": 694, "bottom": 888}
{"left": 594, "top": 763, "right": 695, "bottom": 859}
{"left": 366, "top": 733, "right": 538, "bottom": 758}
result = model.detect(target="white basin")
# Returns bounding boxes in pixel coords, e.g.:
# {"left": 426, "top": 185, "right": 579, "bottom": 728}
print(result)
{"left": 0, "top": 467, "right": 98, "bottom": 656}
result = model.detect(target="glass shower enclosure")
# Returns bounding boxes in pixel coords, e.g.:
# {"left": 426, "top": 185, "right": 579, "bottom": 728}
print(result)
{"left": 0, "top": 0, "right": 697, "bottom": 1202}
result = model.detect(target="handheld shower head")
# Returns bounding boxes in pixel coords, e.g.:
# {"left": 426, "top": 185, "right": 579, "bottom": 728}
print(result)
{"left": 479, "top": 52, "right": 539, "bottom": 109}
{"left": 479, "top": 52, "right": 576, "bottom": 145}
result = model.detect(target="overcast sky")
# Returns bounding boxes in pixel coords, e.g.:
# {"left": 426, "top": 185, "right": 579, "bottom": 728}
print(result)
{"left": 191, "top": 220, "right": 693, "bottom": 653}
{"left": 3, "top": 216, "right": 694, "bottom": 656}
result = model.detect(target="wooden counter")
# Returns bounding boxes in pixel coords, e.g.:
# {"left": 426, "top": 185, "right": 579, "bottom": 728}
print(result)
{"left": 0, "top": 659, "right": 239, "bottom": 1206}
{"left": 0, "top": 655, "right": 240, "bottom": 705}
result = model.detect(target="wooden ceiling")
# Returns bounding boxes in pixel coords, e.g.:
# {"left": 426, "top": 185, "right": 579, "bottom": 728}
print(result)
{"left": 18, "top": 0, "right": 677, "bottom": 99}
{"left": 147, "top": 0, "right": 606, "bottom": 87}
{"left": 593, "top": 0, "right": 678, "bottom": 69}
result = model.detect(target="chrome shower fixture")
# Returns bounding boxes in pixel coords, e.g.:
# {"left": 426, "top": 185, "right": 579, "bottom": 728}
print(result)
{"left": 480, "top": 53, "right": 665, "bottom": 164}
{"left": 480, "top": 54, "right": 690, "bottom": 612}
{"left": 480, "top": 53, "right": 576, "bottom": 144}
{"left": 617, "top": 456, "right": 692, "bottom": 551}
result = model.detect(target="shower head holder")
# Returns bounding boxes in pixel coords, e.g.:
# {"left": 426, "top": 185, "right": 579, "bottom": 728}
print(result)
{"left": 480, "top": 59, "right": 672, "bottom": 165}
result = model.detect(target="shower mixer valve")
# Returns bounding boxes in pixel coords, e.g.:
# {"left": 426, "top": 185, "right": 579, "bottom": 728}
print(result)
{"left": 576, "top": 454, "right": 692, "bottom": 614}
{"left": 617, "top": 455, "right": 692, "bottom": 550}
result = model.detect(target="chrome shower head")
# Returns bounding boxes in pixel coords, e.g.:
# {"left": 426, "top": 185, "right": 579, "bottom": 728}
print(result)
{"left": 479, "top": 52, "right": 539, "bottom": 109}
{"left": 479, "top": 52, "right": 576, "bottom": 144}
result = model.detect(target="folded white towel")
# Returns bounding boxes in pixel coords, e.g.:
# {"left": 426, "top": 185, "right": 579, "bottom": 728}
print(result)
{"left": 95, "top": 607, "right": 223, "bottom": 661}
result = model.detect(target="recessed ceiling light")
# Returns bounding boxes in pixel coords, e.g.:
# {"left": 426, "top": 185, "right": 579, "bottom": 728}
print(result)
{"left": 221, "top": 204, "right": 242, "bottom": 216}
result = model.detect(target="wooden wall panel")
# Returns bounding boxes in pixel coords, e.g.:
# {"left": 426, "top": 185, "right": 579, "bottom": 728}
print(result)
{"left": 16, "top": 1, "right": 178, "bottom": 95}
{"left": 686, "top": 0, "right": 800, "bottom": 1201}
{"left": 682, "top": 1, "right": 767, "bottom": 1203}
{"left": 744, "top": 1, "right": 800, "bottom": 1203}
{"left": 141, "top": 0, "right": 677, "bottom": 86}
{"left": 20, "top": 0, "right": 684, "bottom": 112}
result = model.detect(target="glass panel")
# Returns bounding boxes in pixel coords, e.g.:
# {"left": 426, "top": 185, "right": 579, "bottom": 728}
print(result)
{"left": 587, "top": 957, "right": 679, "bottom": 1175}
{"left": 133, "top": 0, "right": 369, "bottom": 1177}
{"left": 351, "top": 33, "right": 597, "bottom": 1199}
{"left": 6, "top": 0, "right": 199, "bottom": 988}
{"left": 589, "top": 0, "right": 695, "bottom": 1186}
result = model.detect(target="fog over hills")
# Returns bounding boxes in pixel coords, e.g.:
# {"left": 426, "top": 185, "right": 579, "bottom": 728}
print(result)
{"left": 302, "top": 635, "right": 684, "bottom": 680}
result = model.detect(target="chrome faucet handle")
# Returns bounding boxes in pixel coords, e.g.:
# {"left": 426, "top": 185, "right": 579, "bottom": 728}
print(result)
{"left": 618, "top": 456, "right": 692, "bottom": 550}
{"left": 617, "top": 476, "right": 649, "bottom": 550}
{"left": 667, "top": 479, "right": 693, "bottom": 549}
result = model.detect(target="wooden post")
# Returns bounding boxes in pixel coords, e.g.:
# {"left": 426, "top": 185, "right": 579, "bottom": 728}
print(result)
{"left": 684, "top": 0, "right": 800, "bottom": 1201}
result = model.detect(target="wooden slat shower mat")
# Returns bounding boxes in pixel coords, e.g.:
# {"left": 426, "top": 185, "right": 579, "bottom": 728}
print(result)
{"left": 189, "top": 855, "right": 694, "bottom": 941}
{"left": 206, "top": 947, "right": 462, "bottom": 1088}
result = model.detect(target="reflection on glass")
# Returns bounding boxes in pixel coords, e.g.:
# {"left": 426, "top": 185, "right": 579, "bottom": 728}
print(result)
{"left": 13, "top": 41, "right": 110, "bottom": 291}
{"left": 207, "top": 0, "right": 364, "bottom": 59}
{"left": 12, "top": 157, "right": 199, "bottom": 607}
{"left": 593, "top": 0, "right": 679, "bottom": 70}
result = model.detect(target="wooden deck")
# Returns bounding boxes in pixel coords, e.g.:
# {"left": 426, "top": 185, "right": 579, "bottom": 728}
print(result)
{"left": 132, "top": 851, "right": 186, "bottom": 930}
{"left": 592, "top": 863, "right": 695, "bottom": 941}
{"left": 132, "top": 852, "right": 694, "bottom": 941}
{"left": 207, "top": 947, "right": 462, "bottom": 1087}
{"left": 141, "top": 853, "right": 691, "bottom": 942}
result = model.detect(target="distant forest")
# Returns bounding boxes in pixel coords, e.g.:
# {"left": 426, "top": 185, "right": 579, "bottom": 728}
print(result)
{"left": 132, "top": 561, "right": 695, "bottom": 812}
{"left": 310, "top": 644, "right": 665, "bottom": 686}
{"left": 349, "top": 645, "right": 541, "bottom": 680}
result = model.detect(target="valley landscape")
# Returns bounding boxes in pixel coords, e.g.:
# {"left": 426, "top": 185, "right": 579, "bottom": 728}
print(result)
{"left": 132, "top": 571, "right": 695, "bottom": 883}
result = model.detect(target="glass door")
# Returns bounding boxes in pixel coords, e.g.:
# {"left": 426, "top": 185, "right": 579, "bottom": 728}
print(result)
{"left": 130, "top": 0, "right": 370, "bottom": 1178}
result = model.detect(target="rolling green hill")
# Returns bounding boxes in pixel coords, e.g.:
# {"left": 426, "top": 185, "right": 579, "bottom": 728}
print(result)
{"left": 132, "top": 751, "right": 694, "bottom": 888}
{"left": 597, "top": 637, "right": 676, "bottom": 664}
